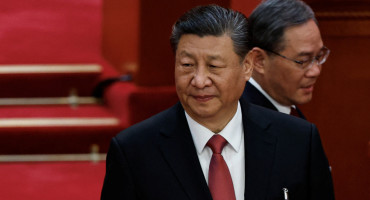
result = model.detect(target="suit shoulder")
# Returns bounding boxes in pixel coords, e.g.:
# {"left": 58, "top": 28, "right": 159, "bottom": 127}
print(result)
{"left": 247, "top": 103, "right": 315, "bottom": 133}
{"left": 114, "top": 103, "right": 179, "bottom": 144}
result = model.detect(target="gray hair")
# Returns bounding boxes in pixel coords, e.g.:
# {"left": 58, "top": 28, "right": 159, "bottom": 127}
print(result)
{"left": 170, "top": 5, "right": 249, "bottom": 60}
{"left": 249, "top": 0, "right": 317, "bottom": 52}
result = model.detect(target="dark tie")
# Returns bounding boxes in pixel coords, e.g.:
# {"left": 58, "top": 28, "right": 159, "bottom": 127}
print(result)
{"left": 207, "top": 135, "right": 236, "bottom": 200}
{"left": 290, "top": 107, "right": 300, "bottom": 117}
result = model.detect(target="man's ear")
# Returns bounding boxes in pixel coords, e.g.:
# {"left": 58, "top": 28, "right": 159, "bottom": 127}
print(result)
{"left": 241, "top": 53, "right": 253, "bottom": 82}
{"left": 247, "top": 47, "right": 268, "bottom": 75}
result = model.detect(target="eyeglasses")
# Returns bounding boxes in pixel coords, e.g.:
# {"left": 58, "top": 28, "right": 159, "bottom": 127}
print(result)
{"left": 264, "top": 46, "right": 330, "bottom": 70}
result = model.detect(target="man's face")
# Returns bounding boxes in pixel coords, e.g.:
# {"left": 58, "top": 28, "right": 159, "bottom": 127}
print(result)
{"left": 175, "top": 34, "right": 251, "bottom": 125}
{"left": 263, "top": 19, "right": 324, "bottom": 105}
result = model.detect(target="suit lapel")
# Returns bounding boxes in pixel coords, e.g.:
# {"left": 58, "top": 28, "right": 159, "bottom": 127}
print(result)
{"left": 243, "top": 82, "right": 278, "bottom": 111}
{"left": 245, "top": 82, "right": 308, "bottom": 120}
{"left": 158, "top": 103, "right": 212, "bottom": 200}
{"left": 241, "top": 100, "right": 277, "bottom": 200}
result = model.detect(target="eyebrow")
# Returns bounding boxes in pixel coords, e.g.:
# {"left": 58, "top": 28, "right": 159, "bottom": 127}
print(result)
{"left": 207, "top": 55, "right": 223, "bottom": 61}
{"left": 297, "top": 46, "right": 325, "bottom": 57}
{"left": 178, "top": 51, "right": 225, "bottom": 62}
{"left": 297, "top": 52, "right": 312, "bottom": 57}
{"left": 178, "top": 51, "right": 194, "bottom": 58}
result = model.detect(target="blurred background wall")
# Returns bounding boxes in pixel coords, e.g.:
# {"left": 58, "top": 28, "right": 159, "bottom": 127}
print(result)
{"left": 0, "top": 0, "right": 368, "bottom": 199}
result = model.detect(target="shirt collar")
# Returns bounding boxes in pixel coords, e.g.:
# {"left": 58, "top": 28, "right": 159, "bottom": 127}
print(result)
{"left": 249, "top": 77, "right": 292, "bottom": 114}
{"left": 185, "top": 101, "right": 243, "bottom": 155}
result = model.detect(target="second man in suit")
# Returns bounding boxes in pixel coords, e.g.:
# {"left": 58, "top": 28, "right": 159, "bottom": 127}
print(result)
{"left": 242, "top": 0, "right": 330, "bottom": 119}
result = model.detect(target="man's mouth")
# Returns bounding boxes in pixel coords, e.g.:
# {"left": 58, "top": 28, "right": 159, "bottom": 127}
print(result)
{"left": 301, "top": 84, "right": 314, "bottom": 93}
{"left": 192, "top": 95, "right": 214, "bottom": 102}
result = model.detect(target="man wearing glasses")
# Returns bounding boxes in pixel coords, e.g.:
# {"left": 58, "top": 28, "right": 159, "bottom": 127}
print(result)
{"left": 242, "top": 0, "right": 330, "bottom": 119}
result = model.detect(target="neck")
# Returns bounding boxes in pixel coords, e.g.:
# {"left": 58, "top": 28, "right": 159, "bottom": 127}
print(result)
{"left": 249, "top": 76, "right": 292, "bottom": 114}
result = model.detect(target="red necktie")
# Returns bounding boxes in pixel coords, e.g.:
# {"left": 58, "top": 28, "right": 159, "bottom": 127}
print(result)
{"left": 207, "top": 135, "right": 236, "bottom": 200}
{"left": 290, "top": 107, "right": 300, "bottom": 117}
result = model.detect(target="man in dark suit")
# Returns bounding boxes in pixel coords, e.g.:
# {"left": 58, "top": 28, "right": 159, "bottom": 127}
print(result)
{"left": 101, "top": 4, "right": 334, "bottom": 200}
{"left": 242, "top": 0, "right": 330, "bottom": 119}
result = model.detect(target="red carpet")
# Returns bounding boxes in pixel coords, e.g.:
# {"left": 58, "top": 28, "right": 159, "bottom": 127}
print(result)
{"left": 0, "top": 161, "right": 105, "bottom": 200}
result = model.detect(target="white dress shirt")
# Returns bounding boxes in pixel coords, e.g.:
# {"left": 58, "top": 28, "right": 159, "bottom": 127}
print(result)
{"left": 185, "top": 102, "right": 245, "bottom": 200}
{"left": 248, "top": 77, "right": 295, "bottom": 114}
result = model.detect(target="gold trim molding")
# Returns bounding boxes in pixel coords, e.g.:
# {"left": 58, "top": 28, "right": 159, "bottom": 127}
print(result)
{"left": 0, "top": 117, "right": 120, "bottom": 127}
{"left": 0, "top": 64, "right": 102, "bottom": 74}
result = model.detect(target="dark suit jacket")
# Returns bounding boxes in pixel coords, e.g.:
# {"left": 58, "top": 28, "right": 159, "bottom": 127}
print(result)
{"left": 242, "top": 81, "right": 306, "bottom": 119}
{"left": 101, "top": 100, "right": 334, "bottom": 200}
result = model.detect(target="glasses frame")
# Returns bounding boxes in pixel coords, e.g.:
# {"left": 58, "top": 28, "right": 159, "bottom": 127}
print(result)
{"left": 263, "top": 46, "right": 330, "bottom": 70}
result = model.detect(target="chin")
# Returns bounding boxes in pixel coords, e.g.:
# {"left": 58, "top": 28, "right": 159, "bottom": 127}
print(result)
{"left": 192, "top": 108, "right": 217, "bottom": 118}
{"left": 295, "top": 96, "right": 312, "bottom": 105}
{"left": 183, "top": 103, "right": 210, "bottom": 116}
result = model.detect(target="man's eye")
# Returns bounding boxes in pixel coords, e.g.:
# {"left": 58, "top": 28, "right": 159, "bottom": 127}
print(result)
{"left": 182, "top": 63, "right": 193, "bottom": 67}
{"left": 297, "top": 57, "right": 311, "bottom": 64}
{"left": 315, "top": 51, "right": 324, "bottom": 59}
{"left": 209, "top": 64, "right": 224, "bottom": 68}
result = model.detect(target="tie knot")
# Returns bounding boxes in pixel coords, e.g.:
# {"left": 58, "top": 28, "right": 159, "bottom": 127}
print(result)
{"left": 206, "top": 135, "right": 228, "bottom": 154}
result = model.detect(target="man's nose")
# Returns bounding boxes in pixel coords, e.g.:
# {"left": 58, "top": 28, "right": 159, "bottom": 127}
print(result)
{"left": 305, "top": 61, "right": 322, "bottom": 77}
{"left": 191, "top": 67, "right": 212, "bottom": 88}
